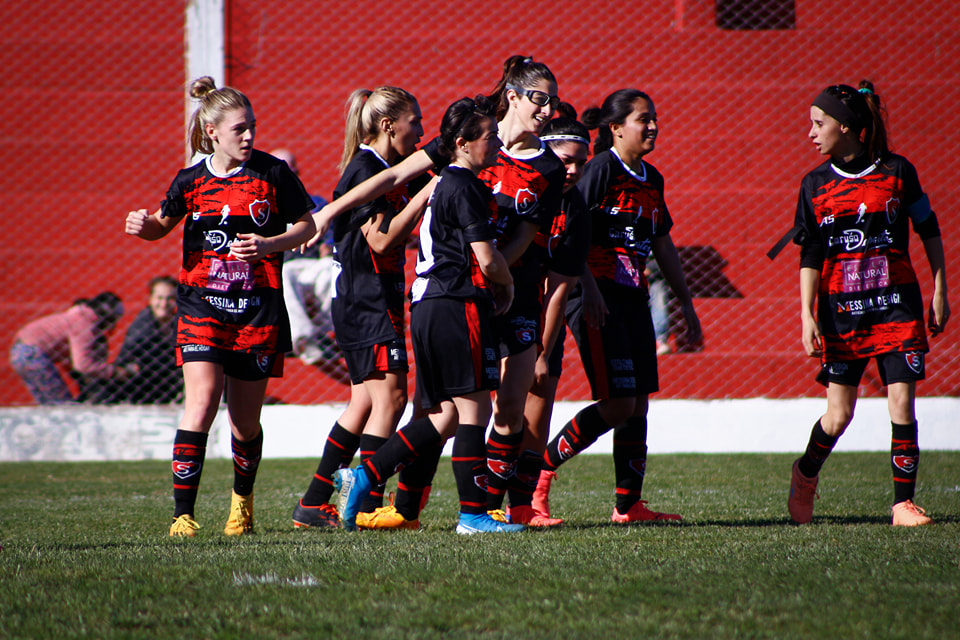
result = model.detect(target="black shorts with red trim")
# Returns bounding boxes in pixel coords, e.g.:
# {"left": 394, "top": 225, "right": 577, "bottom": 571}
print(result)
{"left": 817, "top": 350, "right": 926, "bottom": 387}
{"left": 492, "top": 281, "right": 542, "bottom": 358}
{"left": 342, "top": 337, "right": 409, "bottom": 385}
{"left": 566, "top": 283, "right": 658, "bottom": 399}
{"left": 177, "top": 344, "right": 284, "bottom": 381}
{"left": 410, "top": 296, "right": 500, "bottom": 409}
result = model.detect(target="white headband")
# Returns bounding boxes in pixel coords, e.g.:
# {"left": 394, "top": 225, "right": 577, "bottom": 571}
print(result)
{"left": 541, "top": 134, "right": 589, "bottom": 146}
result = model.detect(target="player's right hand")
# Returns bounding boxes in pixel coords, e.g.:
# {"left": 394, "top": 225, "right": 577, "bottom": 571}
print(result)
{"left": 125, "top": 208, "right": 149, "bottom": 236}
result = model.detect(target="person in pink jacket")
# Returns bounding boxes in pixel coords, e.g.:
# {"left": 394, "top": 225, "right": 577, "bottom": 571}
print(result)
{"left": 10, "top": 292, "right": 136, "bottom": 404}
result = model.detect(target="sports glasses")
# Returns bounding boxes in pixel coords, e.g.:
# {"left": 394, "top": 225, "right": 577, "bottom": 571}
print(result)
{"left": 506, "top": 84, "right": 559, "bottom": 110}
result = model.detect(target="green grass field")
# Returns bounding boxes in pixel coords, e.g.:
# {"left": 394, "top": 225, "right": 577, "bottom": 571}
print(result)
{"left": 1, "top": 452, "right": 958, "bottom": 639}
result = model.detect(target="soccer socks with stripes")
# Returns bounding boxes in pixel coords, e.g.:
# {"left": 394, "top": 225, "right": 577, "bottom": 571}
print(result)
{"left": 302, "top": 422, "right": 360, "bottom": 506}
{"left": 453, "top": 424, "right": 489, "bottom": 516}
{"left": 613, "top": 417, "right": 648, "bottom": 513}
{"left": 486, "top": 429, "right": 522, "bottom": 510}
{"left": 359, "top": 433, "right": 389, "bottom": 512}
{"left": 797, "top": 419, "right": 838, "bottom": 478}
{"left": 891, "top": 421, "right": 920, "bottom": 505}
{"left": 231, "top": 429, "right": 263, "bottom": 497}
{"left": 506, "top": 449, "right": 543, "bottom": 508}
{"left": 172, "top": 429, "right": 208, "bottom": 518}
{"left": 362, "top": 417, "right": 441, "bottom": 486}
{"left": 394, "top": 440, "right": 443, "bottom": 521}
{"left": 543, "top": 404, "right": 610, "bottom": 471}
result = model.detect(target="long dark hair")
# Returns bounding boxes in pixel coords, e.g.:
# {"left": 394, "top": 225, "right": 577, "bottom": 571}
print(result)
{"left": 581, "top": 89, "right": 652, "bottom": 155}
{"left": 486, "top": 55, "right": 557, "bottom": 121}
{"left": 438, "top": 95, "right": 497, "bottom": 158}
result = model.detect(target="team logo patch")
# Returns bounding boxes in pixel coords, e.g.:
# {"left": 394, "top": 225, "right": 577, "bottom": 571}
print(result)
{"left": 629, "top": 459, "right": 647, "bottom": 477}
{"left": 905, "top": 351, "right": 924, "bottom": 374}
{"left": 488, "top": 459, "right": 516, "bottom": 479}
{"left": 892, "top": 455, "right": 918, "bottom": 473}
{"left": 885, "top": 197, "right": 901, "bottom": 225}
{"left": 515, "top": 328, "right": 535, "bottom": 345}
{"left": 256, "top": 353, "right": 271, "bottom": 372}
{"left": 232, "top": 454, "right": 256, "bottom": 472}
{"left": 172, "top": 460, "right": 201, "bottom": 479}
{"left": 515, "top": 188, "right": 537, "bottom": 215}
{"left": 474, "top": 474, "right": 489, "bottom": 491}
{"left": 249, "top": 199, "right": 270, "bottom": 226}
{"left": 557, "top": 436, "right": 575, "bottom": 461}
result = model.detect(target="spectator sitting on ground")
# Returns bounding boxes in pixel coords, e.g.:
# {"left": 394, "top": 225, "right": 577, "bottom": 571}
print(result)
{"left": 9, "top": 292, "right": 136, "bottom": 404}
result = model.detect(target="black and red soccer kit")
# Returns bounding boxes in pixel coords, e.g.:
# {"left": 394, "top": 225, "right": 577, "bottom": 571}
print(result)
{"left": 161, "top": 150, "right": 314, "bottom": 369}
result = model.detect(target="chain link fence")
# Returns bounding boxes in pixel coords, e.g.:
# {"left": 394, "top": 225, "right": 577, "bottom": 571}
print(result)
{"left": 3, "top": 0, "right": 958, "bottom": 407}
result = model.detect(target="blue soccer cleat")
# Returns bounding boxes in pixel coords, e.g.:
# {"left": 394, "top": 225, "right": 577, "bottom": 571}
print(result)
{"left": 334, "top": 466, "right": 372, "bottom": 532}
{"left": 455, "top": 512, "right": 526, "bottom": 535}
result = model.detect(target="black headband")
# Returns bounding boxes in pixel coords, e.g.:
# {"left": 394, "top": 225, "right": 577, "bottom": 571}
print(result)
{"left": 812, "top": 89, "right": 862, "bottom": 132}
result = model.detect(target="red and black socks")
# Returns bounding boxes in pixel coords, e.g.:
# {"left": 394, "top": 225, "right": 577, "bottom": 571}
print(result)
{"left": 453, "top": 424, "right": 489, "bottom": 516}
{"left": 231, "top": 429, "right": 263, "bottom": 497}
{"left": 362, "top": 417, "right": 440, "bottom": 486}
{"left": 797, "top": 419, "right": 838, "bottom": 478}
{"left": 613, "top": 417, "right": 647, "bottom": 514}
{"left": 485, "top": 430, "right": 522, "bottom": 511}
{"left": 506, "top": 449, "right": 543, "bottom": 508}
{"left": 543, "top": 404, "right": 610, "bottom": 471}
{"left": 172, "top": 429, "right": 208, "bottom": 518}
{"left": 891, "top": 421, "right": 920, "bottom": 505}
{"left": 359, "top": 433, "right": 389, "bottom": 512}
{"left": 394, "top": 440, "right": 443, "bottom": 521}
{"left": 302, "top": 422, "right": 360, "bottom": 506}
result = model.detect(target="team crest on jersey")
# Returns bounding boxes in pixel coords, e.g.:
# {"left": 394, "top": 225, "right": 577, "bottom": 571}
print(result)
{"left": 885, "top": 198, "right": 900, "bottom": 225}
{"left": 515, "top": 188, "right": 537, "bottom": 215}
{"left": 892, "top": 454, "right": 918, "bottom": 473}
{"left": 256, "top": 353, "right": 271, "bottom": 372}
{"left": 488, "top": 459, "right": 516, "bottom": 479}
{"left": 172, "top": 460, "right": 201, "bottom": 479}
{"left": 905, "top": 351, "right": 923, "bottom": 374}
{"left": 249, "top": 199, "right": 270, "bottom": 226}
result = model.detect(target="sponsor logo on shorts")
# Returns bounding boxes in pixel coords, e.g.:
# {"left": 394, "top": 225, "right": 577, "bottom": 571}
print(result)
{"left": 181, "top": 344, "right": 211, "bottom": 353}
{"left": 905, "top": 351, "right": 923, "bottom": 374}
{"left": 612, "top": 376, "right": 638, "bottom": 391}
{"left": 172, "top": 460, "right": 201, "bottom": 479}
{"left": 249, "top": 199, "right": 270, "bottom": 226}
{"left": 892, "top": 455, "right": 918, "bottom": 473}
{"left": 826, "top": 362, "right": 848, "bottom": 376}
{"left": 610, "top": 358, "right": 634, "bottom": 372}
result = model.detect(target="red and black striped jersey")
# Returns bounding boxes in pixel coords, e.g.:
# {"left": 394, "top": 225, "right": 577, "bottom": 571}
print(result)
{"left": 161, "top": 150, "right": 314, "bottom": 354}
{"left": 411, "top": 166, "right": 497, "bottom": 303}
{"left": 578, "top": 149, "right": 672, "bottom": 289}
{"left": 478, "top": 143, "right": 566, "bottom": 288}
{"left": 534, "top": 185, "right": 590, "bottom": 279}
{"left": 795, "top": 153, "right": 932, "bottom": 359}
{"left": 330, "top": 146, "right": 427, "bottom": 350}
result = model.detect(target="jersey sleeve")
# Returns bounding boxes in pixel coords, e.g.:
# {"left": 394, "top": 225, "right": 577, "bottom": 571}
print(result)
{"left": 458, "top": 179, "right": 498, "bottom": 244}
{"left": 577, "top": 154, "right": 612, "bottom": 211}
{"left": 650, "top": 167, "right": 674, "bottom": 237}
{"left": 272, "top": 161, "right": 318, "bottom": 224}
{"left": 421, "top": 137, "right": 451, "bottom": 172}
{"left": 547, "top": 188, "right": 591, "bottom": 278}
{"left": 160, "top": 171, "right": 189, "bottom": 219}
{"left": 794, "top": 174, "right": 825, "bottom": 270}
{"left": 899, "top": 158, "right": 941, "bottom": 239}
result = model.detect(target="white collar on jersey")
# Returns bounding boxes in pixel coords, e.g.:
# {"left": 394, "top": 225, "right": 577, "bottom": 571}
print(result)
{"left": 611, "top": 147, "right": 647, "bottom": 182}
{"left": 204, "top": 154, "right": 246, "bottom": 178}
{"left": 359, "top": 143, "right": 391, "bottom": 169}
{"left": 500, "top": 138, "right": 546, "bottom": 161}
{"left": 830, "top": 156, "right": 882, "bottom": 179}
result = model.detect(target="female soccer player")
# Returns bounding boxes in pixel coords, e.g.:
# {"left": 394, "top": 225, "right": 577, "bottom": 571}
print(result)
{"left": 291, "top": 86, "right": 434, "bottom": 530}
{"left": 788, "top": 81, "right": 949, "bottom": 526}
{"left": 125, "top": 76, "right": 317, "bottom": 537}
{"left": 506, "top": 107, "right": 591, "bottom": 524}
{"left": 535, "top": 88, "right": 702, "bottom": 524}
{"left": 476, "top": 56, "right": 567, "bottom": 523}
{"left": 334, "top": 95, "right": 525, "bottom": 534}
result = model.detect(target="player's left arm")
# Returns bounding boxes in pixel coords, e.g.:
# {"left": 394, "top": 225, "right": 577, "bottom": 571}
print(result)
{"left": 651, "top": 233, "right": 702, "bottom": 347}
{"left": 922, "top": 235, "right": 950, "bottom": 336}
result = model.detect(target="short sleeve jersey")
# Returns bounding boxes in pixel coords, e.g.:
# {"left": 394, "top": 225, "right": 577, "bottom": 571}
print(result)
{"left": 477, "top": 143, "right": 566, "bottom": 289}
{"left": 330, "top": 146, "right": 427, "bottom": 349}
{"left": 161, "top": 149, "right": 314, "bottom": 353}
{"left": 794, "top": 153, "right": 931, "bottom": 359}
{"left": 410, "top": 165, "right": 498, "bottom": 303}
{"left": 534, "top": 185, "right": 591, "bottom": 279}
{"left": 578, "top": 149, "right": 672, "bottom": 289}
